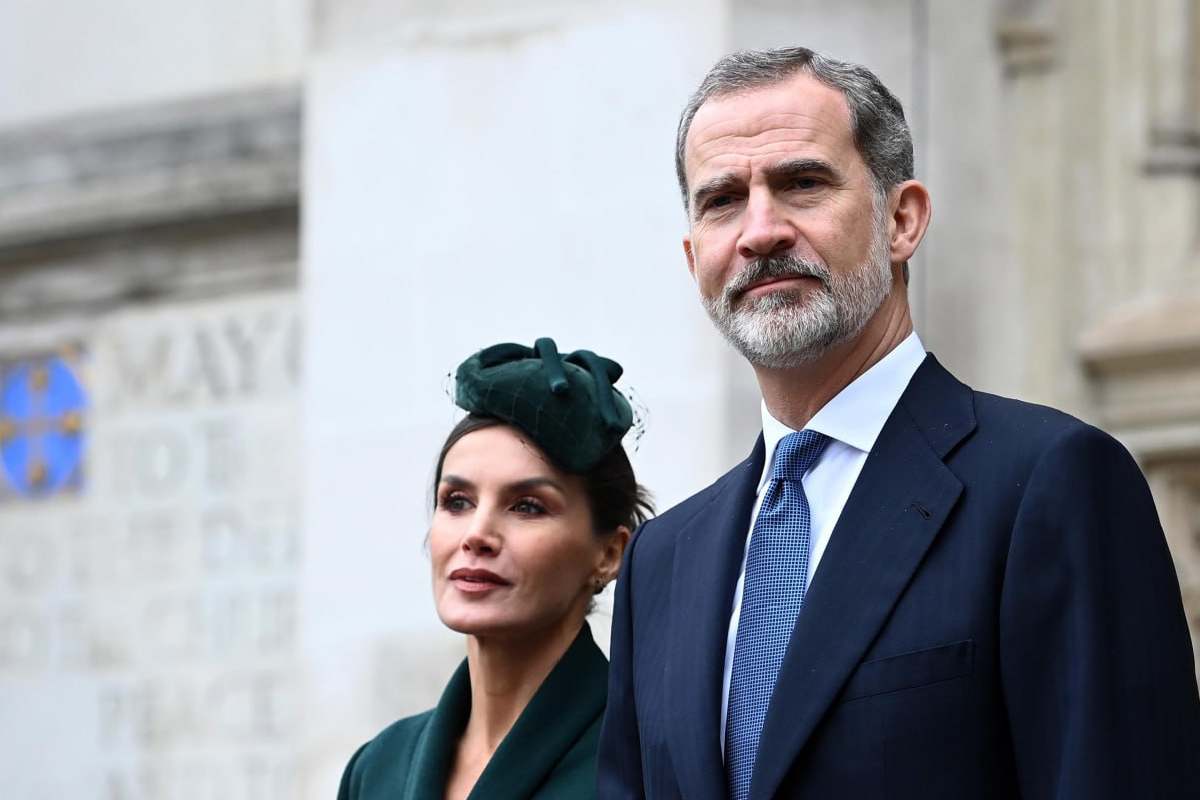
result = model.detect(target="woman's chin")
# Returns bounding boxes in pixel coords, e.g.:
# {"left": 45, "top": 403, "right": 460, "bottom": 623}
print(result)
{"left": 436, "top": 604, "right": 574, "bottom": 644}
{"left": 437, "top": 606, "right": 522, "bottom": 638}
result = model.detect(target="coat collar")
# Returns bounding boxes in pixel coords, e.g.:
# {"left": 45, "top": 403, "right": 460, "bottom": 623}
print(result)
{"left": 405, "top": 656, "right": 471, "bottom": 800}
{"left": 665, "top": 354, "right": 975, "bottom": 800}
{"left": 405, "top": 623, "right": 608, "bottom": 800}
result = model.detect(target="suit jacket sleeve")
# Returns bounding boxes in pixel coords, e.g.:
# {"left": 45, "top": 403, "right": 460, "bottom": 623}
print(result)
{"left": 1000, "top": 423, "right": 1200, "bottom": 798}
{"left": 597, "top": 522, "right": 647, "bottom": 799}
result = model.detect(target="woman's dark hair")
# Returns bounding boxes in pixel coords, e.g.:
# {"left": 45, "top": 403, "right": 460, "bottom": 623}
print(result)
{"left": 431, "top": 413, "right": 654, "bottom": 534}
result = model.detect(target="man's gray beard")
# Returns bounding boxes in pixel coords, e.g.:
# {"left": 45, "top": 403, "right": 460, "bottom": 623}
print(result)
{"left": 701, "top": 215, "right": 893, "bottom": 369}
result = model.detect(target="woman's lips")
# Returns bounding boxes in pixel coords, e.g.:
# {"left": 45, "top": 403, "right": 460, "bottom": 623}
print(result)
{"left": 448, "top": 568, "right": 511, "bottom": 594}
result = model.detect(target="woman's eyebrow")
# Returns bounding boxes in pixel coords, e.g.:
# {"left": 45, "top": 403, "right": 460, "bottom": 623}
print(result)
{"left": 439, "top": 474, "right": 472, "bottom": 490}
{"left": 504, "top": 477, "right": 565, "bottom": 495}
{"left": 439, "top": 475, "right": 564, "bottom": 494}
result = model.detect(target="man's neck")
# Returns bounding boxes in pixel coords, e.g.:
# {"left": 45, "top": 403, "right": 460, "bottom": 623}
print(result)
{"left": 754, "top": 292, "right": 913, "bottom": 431}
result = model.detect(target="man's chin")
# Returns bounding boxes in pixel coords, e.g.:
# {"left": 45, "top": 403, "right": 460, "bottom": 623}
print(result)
{"left": 726, "top": 327, "right": 841, "bottom": 369}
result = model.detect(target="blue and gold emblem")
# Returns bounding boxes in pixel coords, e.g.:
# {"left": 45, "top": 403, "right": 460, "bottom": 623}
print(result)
{"left": 0, "top": 353, "right": 87, "bottom": 497}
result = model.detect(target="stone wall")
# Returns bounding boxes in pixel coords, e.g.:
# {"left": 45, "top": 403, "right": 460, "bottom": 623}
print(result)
{"left": 0, "top": 87, "right": 302, "bottom": 800}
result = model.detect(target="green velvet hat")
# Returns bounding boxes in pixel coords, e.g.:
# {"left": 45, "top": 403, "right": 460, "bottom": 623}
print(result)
{"left": 454, "top": 337, "right": 634, "bottom": 473}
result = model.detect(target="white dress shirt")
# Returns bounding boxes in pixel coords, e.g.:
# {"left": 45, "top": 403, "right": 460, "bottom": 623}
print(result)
{"left": 719, "top": 332, "right": 927, "bottom": 746}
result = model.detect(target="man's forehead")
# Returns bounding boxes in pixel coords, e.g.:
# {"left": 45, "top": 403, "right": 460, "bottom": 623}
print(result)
{"left": 685, "top": 74, "right": 854, "bottom": 172}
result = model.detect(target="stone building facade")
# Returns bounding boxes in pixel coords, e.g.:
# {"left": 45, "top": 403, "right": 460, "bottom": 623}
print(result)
{"left": 1, "top": 1, "right": 1196, "bottom": 797}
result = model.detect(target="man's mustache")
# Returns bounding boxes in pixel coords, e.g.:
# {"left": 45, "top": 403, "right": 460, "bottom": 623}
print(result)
{"left": 724, "top": 255, "right": 831, "bottom": 301}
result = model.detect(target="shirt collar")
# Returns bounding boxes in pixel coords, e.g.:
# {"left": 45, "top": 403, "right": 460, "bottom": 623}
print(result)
{"left": 758, "top": 332, "right": 927, "bottom": 491}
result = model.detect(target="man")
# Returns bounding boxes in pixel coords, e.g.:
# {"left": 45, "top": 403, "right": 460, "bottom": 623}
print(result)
{"left": 598, "top": 47, "right": 1200, "bottom": 799}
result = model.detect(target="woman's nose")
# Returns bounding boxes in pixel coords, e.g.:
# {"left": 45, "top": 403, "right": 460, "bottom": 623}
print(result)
{"left": 461, "top": 509, "right": 501, "bottom": 555}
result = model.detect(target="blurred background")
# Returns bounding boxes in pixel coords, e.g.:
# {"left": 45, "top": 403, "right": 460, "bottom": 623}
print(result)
{"left": 1, "top": 0, "right": 1198, "bottom": 797}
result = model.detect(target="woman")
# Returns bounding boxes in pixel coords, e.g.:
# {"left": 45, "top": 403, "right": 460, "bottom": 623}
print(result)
{"left": 339, "top": 338, "right": 652, "bottom": 800}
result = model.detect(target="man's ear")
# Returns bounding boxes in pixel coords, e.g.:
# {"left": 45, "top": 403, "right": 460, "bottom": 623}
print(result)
{"left": 683, "top": 235, "right": 697, "bottom": 280}
{"left": 889, "top": 179, "right": 932, "bottom": 265}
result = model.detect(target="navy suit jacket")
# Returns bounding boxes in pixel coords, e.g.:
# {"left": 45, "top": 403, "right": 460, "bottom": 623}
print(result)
{"left": 598, "top": 355, "right": 1200, "bottom": 799}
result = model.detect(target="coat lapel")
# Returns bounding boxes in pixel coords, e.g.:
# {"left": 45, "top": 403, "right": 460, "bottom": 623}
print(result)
{"left": 468, "top": 623, "right": 608, "bottom": 799}
{"left": 405, "top": 662, "right": 472, "bottom": 800}
{"left": 750, "top": 355, "right": 974, "bottom": 800}
{"left": 666, "top": 438, "right": 766, "bottom": 800}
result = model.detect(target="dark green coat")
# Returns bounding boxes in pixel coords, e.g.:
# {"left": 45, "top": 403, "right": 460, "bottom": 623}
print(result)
{"left": 338, "top": 624, "right": 608, "bottom": 800}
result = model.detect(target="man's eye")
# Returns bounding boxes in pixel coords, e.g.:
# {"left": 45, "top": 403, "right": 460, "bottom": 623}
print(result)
{"left": 792, "top": 177, "right": 821, "bottom": 190}
{"left": 698, "top": 195, "right": 735, "bottom": 217}
{"left": 512, "top": 498, "right": 547, "bottom": 515}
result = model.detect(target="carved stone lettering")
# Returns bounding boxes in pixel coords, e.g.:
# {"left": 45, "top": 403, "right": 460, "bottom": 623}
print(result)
{"left": 68, "top": 509, "right": 189, "bottom": 587}
{"left": 200, "top": 420, "right": 243, "bottom": 492}
{"left": 256, "top": 588, "right": 296, "bottom": 652}
{"left": 176, "top": 326, "right": 231, "bottom": 404}
{"left": 0, "top": 607, "right": 51, "bottom": 669}
{"left": 224, "top": 315, "right": 267, "bottom": 395}
{"left": 143, "top": 593, "right": 206, "bottom": 661}
{"left": 202, "top": 502, "right": 298, "bottom": 574}
{"left": 201, "top": 506, "right": 242, "bottom": 570}
{"left": 56, "top": 604, "right": 91, "bottom": 669}
{"left": 3, "top": 292, "right": 301, "bottom": 798}
{"left": 0, "top": 525, "right": 57, "bottom": 593}
{"left": 133, "top": 428, "right": 190, "bottom": 498}
{"left": 98, "top": 669, "right": 296, "bottom": 747}
{"left": 96, "top": 304, "right": 301, "bottom": 413}
{"left": 139, "top": 588, "right": 297, "bottom": 661}
{"left": 103, "top": 333, "right": 172, "bottom": 411}
{"left": 103, "top": 756, "right": 298, "bottom": 800}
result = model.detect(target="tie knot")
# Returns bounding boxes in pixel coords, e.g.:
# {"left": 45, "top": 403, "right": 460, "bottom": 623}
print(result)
{"left": 770, "top": 429, "right": 830, "bottom": 483}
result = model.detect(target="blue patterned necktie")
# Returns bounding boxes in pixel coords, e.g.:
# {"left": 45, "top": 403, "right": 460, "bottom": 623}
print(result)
{"left": 725, "top": 429, "right": 830, "bottom": 800}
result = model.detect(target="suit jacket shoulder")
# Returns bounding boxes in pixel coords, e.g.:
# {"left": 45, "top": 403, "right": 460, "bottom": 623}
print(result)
{"left": 920, "top": 376, "right": 1144, "bottom": 526}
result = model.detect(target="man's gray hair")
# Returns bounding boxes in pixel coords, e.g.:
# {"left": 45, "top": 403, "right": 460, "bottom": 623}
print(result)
{"left": 675, "top": 47, "right": 914, "bottom": 211}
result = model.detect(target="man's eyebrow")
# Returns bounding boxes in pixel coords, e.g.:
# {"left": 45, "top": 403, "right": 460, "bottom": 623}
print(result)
{"left": 690, "top": 159, "right": 843, "bottom": 217}
{"left": 691, "top": 173, "right": 744, "bottom": 217}
{"left": 762, "top": 158, "right": 841, "bottom": 183}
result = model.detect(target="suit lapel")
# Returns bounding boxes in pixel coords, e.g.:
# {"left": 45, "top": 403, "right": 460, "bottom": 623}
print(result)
{"left": 750, "top": 355, "right": 974, "bottom": 800}
{"left": 666, "top": 437, "right": 765, "bottom": 800}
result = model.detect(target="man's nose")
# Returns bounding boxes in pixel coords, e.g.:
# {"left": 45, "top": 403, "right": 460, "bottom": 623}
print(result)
{"left": 737, "top": 193, "right": 796, "bottom": 259}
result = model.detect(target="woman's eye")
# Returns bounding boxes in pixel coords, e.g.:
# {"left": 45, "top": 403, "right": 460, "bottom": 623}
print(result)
{"left": 440, "top": 493, "right": 471, "bottom": 512}
{"left": 512, "top": 498, "right": 547, "bottom": 515}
